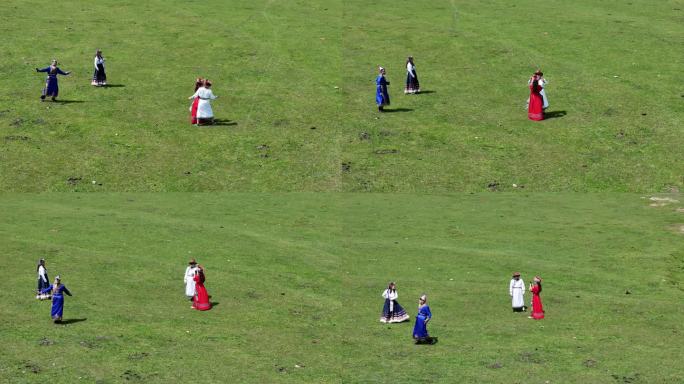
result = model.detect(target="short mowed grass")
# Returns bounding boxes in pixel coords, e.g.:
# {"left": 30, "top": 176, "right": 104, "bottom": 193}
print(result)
{"left": 1, "top": 194, "right": 683, "bottom": 383}
{"left": 0, "top": 0, "right": 682, "bottom": 192}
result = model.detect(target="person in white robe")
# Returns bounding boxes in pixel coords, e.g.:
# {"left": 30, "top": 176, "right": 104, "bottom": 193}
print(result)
{"left": 509, "top": 272, "right": 526, "bottom": 312}
{"left": 188, "top": 79, "right": 218, "bottom": 125}
{"left": 184, "top": 259, "right": 199, "bottom": 300}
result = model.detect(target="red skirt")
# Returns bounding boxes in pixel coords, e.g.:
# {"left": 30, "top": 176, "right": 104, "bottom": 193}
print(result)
{"left": 531, "top": 294, "right": 544, "bottom": 319}
{"left": 192, "top": 283, "right": 212, "bottom": 311}
{"left": 528, "top": 91, "right": 544, "bottom": 121}
{"left": 190, "top": 97, "right": 200, "bottom": 124}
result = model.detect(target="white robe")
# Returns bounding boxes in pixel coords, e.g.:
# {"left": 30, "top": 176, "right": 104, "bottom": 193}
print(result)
{"left": 190, "top": 87, "right": 217, "bottom": 118}
{"left": 510, "top": 278, "right": 525, "bottom": 308}
{"left": 184, "top": 266, "right": 198, "bottom": 297}
{"left": 382, "top": 289, "right": 398, "bottom": 312}
{"left": 38, "top": 265, "right": 48, "bottom": 283}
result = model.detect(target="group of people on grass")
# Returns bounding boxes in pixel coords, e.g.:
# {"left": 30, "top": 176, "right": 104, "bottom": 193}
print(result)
{"left": 380, "top": 282, "right": 436, "bottom": 344}
{"left": 34, "top": 259, "right": 73, "bottom": 323}
{"left": 35, "top": 53, "right": 551, "bottom": 121}
{"left": 183, "top": 258, "right": 212, "bottom": 311}
{"left": 509, "top": 272, "right": 545, "bottom": 319}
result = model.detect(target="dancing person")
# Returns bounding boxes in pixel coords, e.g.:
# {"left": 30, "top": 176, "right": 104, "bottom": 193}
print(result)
{"left": 192, "top": 265, "right": 212, "bottom": 311}
{"left": 188, "top": 79, "right": 217, "bottom": 125}
{"left": 91, "top": 49, "right": 107, "bottom": 86}
{"left": 404, "top": 56, "right": 420, "bottom": 94}
{"left": 39, "top": 275, "right": 72, "bottom": 323}
{"left": 527, "top": 73, "right": 544, "bottom": 121}
{"left": 375, "top": 66, "right": 390, "bottom": 112}
{"left": 529, "top": 276, "right": 544, "bottom": 319}
{"left": 509, "top": 272, "right": 526, "bottom": 312}
{"left": 380, "top": 282, "right": 410, "bottom": 323}
{"left": 189, "top": 77, "right": 204, "bottom": 124}
{"left": 184, "top": 259, "right": 198, "bottom": 301}
{"left": 36, "top": 259, "right": 50, "bottom": 300}
{"left": 36, "top": 60, "right": 71, "bottom": 101}
{"left": 413, "top": 294, "right": 436, "bottom": 344}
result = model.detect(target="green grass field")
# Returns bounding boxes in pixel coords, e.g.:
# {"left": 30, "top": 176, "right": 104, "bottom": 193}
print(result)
{"left": 0, "top": 194, "right": 682, "bottom": 383}
{"left": 1, "top": 0, "right": 683, "bottom": 383}
{"left": 0, "top": 0, "right": 681, "bottom": 191}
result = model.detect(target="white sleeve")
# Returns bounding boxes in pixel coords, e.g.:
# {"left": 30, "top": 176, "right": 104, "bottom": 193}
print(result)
{"left": 39, "top": 266, "right": 47, "bottom": 282}
{"left": 184, "top": 267, "right": 189, "bottom": 283}
{"left": 189, "top": 90, "right": 199, "bottom": 100}
{"left": 209, "top": 90, "right": 217, "bottom": 99}
{"left": 382, "top": 289, "right": 389, "bottom": 299}
{"left": 509, "top": 280, "right": 514, "bottom": 295}
{"left": 520, "top": 280, "right": 525, "bottom": 295}
{"left": 390, "top": 291, "right": 398, "bottom": 300}
{"left": 94, "top": 57, "right": 98, "bottom": 69}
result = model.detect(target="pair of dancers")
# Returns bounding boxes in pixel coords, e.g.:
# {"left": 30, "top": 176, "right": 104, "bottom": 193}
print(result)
{"left": 380, "top": 282, "right": 436, "bottom": 344}
{"left": 183, "top": 259, "right": 212, "bottom": 310}
{"left": 188, "top": 78, "right": 218, "bottom": 125}
{"left": 509, "top": 272, "right": 545, "bottom": 319}
{"left": 375, "top": 56, "right": 421, "bottom": 112}
{"left": 35, "top": 50, "right": 107, "bottom": 101}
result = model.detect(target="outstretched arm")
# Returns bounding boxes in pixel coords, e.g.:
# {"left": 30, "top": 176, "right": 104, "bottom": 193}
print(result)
{"left": 36, "top": 67, "right": 50, "bottom": 73}
{"left": 63, "top": 286, "right": 72, "bottom": 296}
{"left": 56, "top": 68, "right": 70, "bottom": 75}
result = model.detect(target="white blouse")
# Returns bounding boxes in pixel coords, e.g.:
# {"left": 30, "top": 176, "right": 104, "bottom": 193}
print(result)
{"left": 94, "top": 56, "right": 105, "bottom": 69}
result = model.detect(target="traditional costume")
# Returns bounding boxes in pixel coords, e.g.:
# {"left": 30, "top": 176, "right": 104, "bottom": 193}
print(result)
{"left": 36, "top": 260, "right": 50, "bottom": 300}
{"left": 413, "top": 295, "right": 436, "bottom": 344}
{"left": 36, "top": 62, "right": 69, "bottom": 100}
{"left": 91, "top": 52, "right": 106, "bottom": 86}
{"left": 184, "top": 260, "right": 198, "bottom": 299}
{"left": 40, "top": 277, "right": 72, "bottom": 322}
{"left": 192, "top": 269, "right": 211, "bottom": 311}
{"left": 405, "top": 58, "right": 420, "bottom": 94}
{"left": 189, "top": 78, "right": 203, "bottom": 124}
{"left": 188, "top": 84, "right": 217, "bottom": 125}
{"left": 509, "top": 272, "right": 525, "bottom": 312}
{"left": 380, "top": 286, "right": 410, "bottom": 323}
{"left": 530, "top": 277, "right": 544, "bottom": 319}
{"left": 528, "top": 76, "right": 544, "bottom": 121}
{"left": 375, "top": 68, "right": 390, "bottom": 111}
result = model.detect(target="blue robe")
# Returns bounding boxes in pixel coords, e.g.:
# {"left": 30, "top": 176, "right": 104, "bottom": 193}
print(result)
{"left": 413, "top": 304, "right": 431, "bottom": 338}
{"left": 41, "top": 284, "right": 71, "bottom": 319}
{"left": 37, "top": 66, "right": 68, "bottom": 97}
{"left": 375, "top": 75, "right": 390, "bottom": 106}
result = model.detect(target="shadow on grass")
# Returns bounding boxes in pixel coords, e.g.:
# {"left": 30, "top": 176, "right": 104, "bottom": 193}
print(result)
{"left": 383, "top": 108, "right": 413, "bottom": 113}
{"left": 545, "top": 110, "right": 567, "bottom": 119}
{"left": 58, "top": 318, "right": 87, "bottom": 325}
{"left": 210, "top": 302, "right": 220, "bottom": 307}
{"left": 103, "top": 84, "right": 125, "bottom": 88}
{"left": 198, "top": 119, "right": 237, "bottom": 127}
{"left": 417, "top": 90, "right": 436, "bottom": 94}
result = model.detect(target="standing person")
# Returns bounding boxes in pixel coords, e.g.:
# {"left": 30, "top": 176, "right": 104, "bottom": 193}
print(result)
{"left": 35, "top": 60, "right": 71, "bottom": 101}
{"left": 192, "top": 265, "right": 212, "bottom": 311}
{"left": 404, "top": 56, "right": 420, "bottom": 94}
{"left": 184, "top": 259, "right": 198, "bottom": 301}
{"left": 39, "top": 276, "right": 72, "bottom": 323}
{"left": 36, "top": 259, "right": 50, "bottom": 300}
{"left": 189, "top": 77, "right": 204, "bottom": 124}
{"left": 188, "top": 79, "right": 218, "bottom": 125}
{"left": 527, "top": 74, "right": 544, "bottom": 121}
{"left": 413, "top": 294, "right": 436, "bottom": 344}
{"left": 380, "top": 282, "right": 410, "bottom": 323}
{"left": 375, "top": 66, "right": 390, "bottom": 112}
{"left": 91, "top": 49, "right": 107, "bottom": 86}
{"left": 509, "top": 272, "right": 526, "bottom": 312}
{"left": 535, "top": 70, "right": 549, "bottom": 109}
{"left": 529, "top": 276, "right": 544, "bottom": 319}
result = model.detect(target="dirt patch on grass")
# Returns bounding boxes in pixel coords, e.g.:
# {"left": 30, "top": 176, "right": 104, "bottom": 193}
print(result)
{"left": 611, "top": 373, "right": 641, "bottom": 383}
{"left": 38, "top": 337, "right": 54, "bottom": 346}
{"left": 128, "top": 352, "right": 149, "bottom": 360}
{"left": 487, "top": 362, "right": 503, "bottom": 369}
{"left": 670, "top": 224, "right": 684, "bottom": 235}
{"left": 519, "top": 351, "right": 543, "bottom": 364}
{"left": 121, "top": 370, "right": 142, "bottom": 381}
{"left": 19, "top": 361, "right": 41, "bottom": 374}
{"left": 5, "top": 135, "right": 30, "bottom": 141}
{"left": 583, "top": 358, "right": 598, "bottom": 367}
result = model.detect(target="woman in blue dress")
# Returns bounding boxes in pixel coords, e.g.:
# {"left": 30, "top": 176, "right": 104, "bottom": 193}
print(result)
{"left": 413, "top": 294, "right": 437, "bottom": 344}
{"left": 36, "top": 60, "right": 71, "bottom": 101}
{"left": 40, "top": 275, "right": 72, "bottom": 323}
{"left": 375, "top": 66, "right": 390, "bottom": 112}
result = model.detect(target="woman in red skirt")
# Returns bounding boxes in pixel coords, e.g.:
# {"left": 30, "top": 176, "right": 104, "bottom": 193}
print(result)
{"left": 192, "top": 265, "right": 212, "bottom": 311}
{"left": 529, "top": 276, "right": 544, "bottom": 319}
{"left": 189, "top": 78, "right": 203, "bottom": 124}
{"left": 528, "top": 74, "right": 544, "bottom": 121}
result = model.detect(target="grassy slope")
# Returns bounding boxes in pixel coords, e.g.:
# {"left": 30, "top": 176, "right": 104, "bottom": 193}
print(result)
{"left": 0, "top": 194, "right": 682, "bottom": 383}
{"left": 0, "top": 0, "right": 681, "bottom": 192}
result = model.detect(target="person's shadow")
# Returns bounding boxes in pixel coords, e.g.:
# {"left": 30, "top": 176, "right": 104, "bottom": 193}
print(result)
{"left": 58, "top": 318, "right": 87, "bottom": 325}
{"left": 545, "top": 110, "right": 567, "bottom": 119}
{"left": 199, "top": 119, "right": 237, "bottom": 127}
{"left": 383, "top": 108, "right": 413, "bottom": 113}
